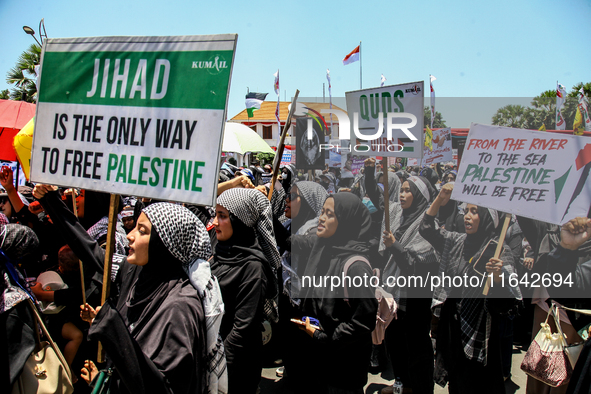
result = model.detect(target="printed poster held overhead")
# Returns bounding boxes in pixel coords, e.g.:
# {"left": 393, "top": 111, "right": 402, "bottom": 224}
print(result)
{"left": 451, "top": 123, "right": 591, "bottom": 225}
{"left": 422, "top": 127, "right": 452, "bottom": 165}
{"left": 31, "top": 34, "right": 237, "bottom": 207}
{"left": 345, "top": 81, "right": 424, "bottom": 158}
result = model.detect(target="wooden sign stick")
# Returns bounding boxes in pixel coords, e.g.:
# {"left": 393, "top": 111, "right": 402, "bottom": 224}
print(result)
{"left": 382, "top": 157, "right": 390, "bottom": 233}
{"left": 268, "top": 90, "right": 300, "bottom": 201}
{"left": 482, "top": 214, "right": 511, "bottom": 296}
{"left": 97, "top": 193, "right": 120, "bottom": 363}
{"left": 71, "top": 191, "right": 86, "bottom": 305}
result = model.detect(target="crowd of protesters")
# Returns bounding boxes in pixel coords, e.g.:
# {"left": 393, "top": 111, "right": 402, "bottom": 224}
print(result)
{"left": 1, "top": 155, "right": 591, "bottom": 394}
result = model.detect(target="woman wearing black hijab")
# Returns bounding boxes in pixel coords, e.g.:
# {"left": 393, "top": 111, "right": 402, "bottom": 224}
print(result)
{"left": 363, "top": 158, "right": 402, "bottom": 240}
{"left": 33, "top": 185, "right": 224, "bottom": 394}
{"left": 274, "top": 182, "right": 328, "bottom": 384}
{"left": 1, "top": 224, "right": 42, "bottom": 391}
{"left": 419, "top": 166, "right": 440, "bottom": 190}
{"left": 420, "top": 183, "right": 522, "bottom": 394}
{"left": 433, "top": 171, "right": 464, "bottom": 232}
{"left": 292, "top": 192, "right": 378, "bottom": 393}
{"left": 213, "top": 188, "right": 280, "bottom": 394}
{"left": 380, "top": 176, "right": 439, "bottom": 394}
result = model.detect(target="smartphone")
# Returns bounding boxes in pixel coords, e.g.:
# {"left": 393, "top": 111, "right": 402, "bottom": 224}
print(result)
{"left": 290, "top": 318, "right": 320, "bottom": 330}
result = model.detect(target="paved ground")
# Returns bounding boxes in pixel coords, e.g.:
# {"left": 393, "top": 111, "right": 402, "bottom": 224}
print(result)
{"left": 259, "top": 345, "right": 528, "bottom": 393}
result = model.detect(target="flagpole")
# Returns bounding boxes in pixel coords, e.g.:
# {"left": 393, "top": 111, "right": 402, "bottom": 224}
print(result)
{"left": 359, "top": 41, "right": 362, "bottom": 90}
{"left": 327, "top": 69, "right": 333, "bottom": 137}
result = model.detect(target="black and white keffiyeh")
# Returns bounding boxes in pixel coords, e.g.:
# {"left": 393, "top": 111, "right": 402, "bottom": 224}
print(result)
{"left": 380, "top": 176, "right": 439, "bottom": 310}
{"left": 430, "top": 208, "right": 521, "bottom": 366}
{"left": 270, "top": 187, "right": 286, "bottom": 219}
{"left": 143, "top": 203, "right": 212, "bottom": 267}
{"left": 142, "top": 203, "right": 227, "bottom": 394}
{"left": 296, "top": 181, "right": 328, "bottom": 217}
{"left": 377, "top": 171, "right": 402, "bottom": 203}
{"left": 281, "top": 182, "right": 328, "bottom": 305}
{"left": 217, "top": 188, "right": 281, "bottom": 322}
{"left": 87, "top": 216, "right": 129, "bottom": 255}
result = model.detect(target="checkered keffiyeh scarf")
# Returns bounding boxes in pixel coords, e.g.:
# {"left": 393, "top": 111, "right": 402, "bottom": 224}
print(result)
{"left": 217, "top": 188, "right": 281, "bottom": 323}
{"left": 296, "top": 181, "right": 328, "bottom": 216}
{"left": 143, "top": 203, "right": 227, "bottom": 394}
{"left": 271, "top": 187, "right": 286, "bottom": 219}
{"left": 280, "top": 182, "right": 327, "bottom": 305}
{"left": 380, "top": 205, "right": 439, "bottom": 311}
{"left": 431, "top": 227, "right": 521, "bottom": 366}
{"left": 143, "top": 203, "right": 212, "bottom": 267}
{"left": 87, "top": 217, "right": 129, "bottom": 255}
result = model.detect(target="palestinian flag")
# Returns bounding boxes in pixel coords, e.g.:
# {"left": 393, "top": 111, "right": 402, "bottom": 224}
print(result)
{"left": 246, "top": 92, "right": 268, "bottom": 117}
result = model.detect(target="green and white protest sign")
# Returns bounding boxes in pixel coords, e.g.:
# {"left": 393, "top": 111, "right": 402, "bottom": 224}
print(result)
{"left": 31, "top": 34, "right": 237, "bottom": 206}
{"left": 344, "top": 81, "right": 424, "bottom": 158}
{"left": 451, "top": 123, "right": 591, "bottom": 225}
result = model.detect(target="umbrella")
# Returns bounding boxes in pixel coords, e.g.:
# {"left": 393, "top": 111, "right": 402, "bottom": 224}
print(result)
{"left": 13, "top": 117, "right": 35, "bottom": 179}
{"left": 0, "top": 99, "right": 36, "bottom": 161}
{"left": 222, "top": 122, "right": 274, "bottom": 155}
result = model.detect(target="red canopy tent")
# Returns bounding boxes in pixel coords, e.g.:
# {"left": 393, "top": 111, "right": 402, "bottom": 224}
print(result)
{"left": 0, "top": 99, "right": 36, "bottom": 161}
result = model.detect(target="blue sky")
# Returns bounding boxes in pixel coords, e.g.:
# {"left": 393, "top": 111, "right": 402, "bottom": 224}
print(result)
{"left": 1, "top": 0, "right": 590, "bottom": 125}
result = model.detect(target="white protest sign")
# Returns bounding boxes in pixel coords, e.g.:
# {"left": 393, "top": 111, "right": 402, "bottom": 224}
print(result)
{"left": 329, "top": 139, "right": 342, "bottom": 168}
{"left": 451, "top": 123, "right": 591, "bottom": 225}
{"left": 422, "top": 127, "right": 452, "bottom": 165}
{"left": 31, "top": 35, "right": 237, "bottom": 206}
{"left": 344, "top": 82, "right": 424, "bottom": 158}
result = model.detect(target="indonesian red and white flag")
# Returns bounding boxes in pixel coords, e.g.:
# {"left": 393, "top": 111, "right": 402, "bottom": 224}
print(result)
{"left": 343, "top": 45, "right": 360, "bottom": 65}
{"left": 381, "top": 74, "right": 386, "bottom": 87}
{"left": 327, "top": 69, "right": 333, "bottom": 130}
{"left": 274, "top": 70, "right": 280, "bottom": 141}
{"left": 430, "top": 75, "right": 436, "bottom": 128}
{"left": 556, "top": 82, "right": 567, "bottom": 130}
{"left": 578, "top": 87, "right": 591, "bottom": 132}
{"left": 274, "top": 70, "right": 279, "bottom": 95}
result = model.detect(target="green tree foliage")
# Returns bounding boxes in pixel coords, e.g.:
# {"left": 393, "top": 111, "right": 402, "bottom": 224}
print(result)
{"left": 423, "top": 106, "right": 447, "bottom": 128}
{"left": 0, "top": 89, "right": 9, "bottom": 100}
{"left": 255, "top": 152, "right": 275, "bottom": 165}
{"left": 491, "top": 104, "right": 534, "bottom": 129}
{"left": 491, "top": 83, "right": 590, "bottom": 130}
{"left": 6, "top": 44, "right": 41, "bottom": 103}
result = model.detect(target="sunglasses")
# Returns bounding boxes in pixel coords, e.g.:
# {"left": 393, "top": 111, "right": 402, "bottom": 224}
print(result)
{"left": 286, "top": 192, "right": 301, "bottom": 201}
{"left": 0, "top": 197, "right": 8, "bottom": 205}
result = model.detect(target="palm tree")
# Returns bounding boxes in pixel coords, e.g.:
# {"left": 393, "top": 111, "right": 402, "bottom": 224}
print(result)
{"left": 491, "top": 104, "right": 534, "bottom": 129}
{"left": 561, "top": 82, "right": 591, "bottom": 129}
{"left": 530, "top": 90, "right": 556, "bottom": 129}
{"left": 6, "top": 44, "right": 41, "bottom": 103}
